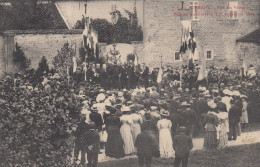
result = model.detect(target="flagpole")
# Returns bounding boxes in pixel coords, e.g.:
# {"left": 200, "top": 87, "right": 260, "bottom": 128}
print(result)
{"left": 84, "top": 1, "right": 88, "bottom": 81}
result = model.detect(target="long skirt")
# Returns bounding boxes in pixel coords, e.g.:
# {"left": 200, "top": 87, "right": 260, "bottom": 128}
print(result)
{"left": 120, "top": 124, "right": 135, "bottom": 155}
{"left": 131, "top": 123, "right": 141, "bottom": 143}
{"left": 105, "top": 129, "right": 125, "bottom": 158}
{"left": 204, "top": 131, "right": 217, "bottom": 149}
{"left": 159, "top": 129, "right": 175, "bottom": 158}
{"left": 218, "top": 131, "right": 228, "bottom": 149}
{"left": 240, "top": 111, "right": 248, "bottom": 123}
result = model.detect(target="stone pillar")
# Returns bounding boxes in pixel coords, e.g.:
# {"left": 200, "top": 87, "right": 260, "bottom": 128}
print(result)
{"left": 2, "top": 34, "right": 15, "bottom": 75}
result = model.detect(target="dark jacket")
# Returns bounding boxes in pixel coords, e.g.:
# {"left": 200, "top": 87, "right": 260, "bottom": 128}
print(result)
{"left": 228, "top": 105, "right": 241, "bottom": 124}
{"left": 173, "top": 133, "right": 193, "bottom": 157}
{"left": 90, "top": 112, "right": 103, "bottom": 131}
{"left": 83, "top": 129, "right": 100, "bottom": 153}
{"left": 141, "top": 120, "right": 158, "bottom": 133}
{"left": 75, "top": 122, "right": 91, "bottom": 146}
{"left": 135, "top": 131, "right": 158, "bottom": 157}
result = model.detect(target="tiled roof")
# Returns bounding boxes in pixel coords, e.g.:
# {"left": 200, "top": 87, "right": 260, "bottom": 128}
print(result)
{"left": 0, "top": 3, "right": 68, "bottom": 30}
{"left": 236, "top": 29, "right": 260, "bottom": 44}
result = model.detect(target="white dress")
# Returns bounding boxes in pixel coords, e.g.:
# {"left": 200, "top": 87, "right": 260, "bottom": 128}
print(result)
{"left": 130, "top": 113, "right": 143, "bottom": 142}
{"left": 240, "top": 101, "right": 248, "bottom": 123}
{"left": 157, "top": 118, "right": 175, "bottom": 158}
{"left": 120, "top": 115, "right": 135, "bottom": 155}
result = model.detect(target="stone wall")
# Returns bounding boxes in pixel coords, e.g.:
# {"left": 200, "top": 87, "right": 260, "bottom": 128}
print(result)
{"left": 236, "top": 42, "right": 260, "bottom": 71}
{"left": 143, "top": 0, "right": 260, "bottom": 68}
{"left": 13, "top": 30, "right": 83, "bottom": 69}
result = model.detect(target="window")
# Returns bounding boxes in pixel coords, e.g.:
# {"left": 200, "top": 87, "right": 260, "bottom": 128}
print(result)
{"left": 229, "top": 1, "right": 238, "bottom": 20}
{"left": 174, "top": 51, "right": 182, "bottom": 61}
{"left": 205, "top": 50, "right": 214, "bottom": 60}
{"left": 189, "top": 1, "right": 199, "bottom": 20}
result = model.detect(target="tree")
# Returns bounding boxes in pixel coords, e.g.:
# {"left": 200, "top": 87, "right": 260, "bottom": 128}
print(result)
{"left": 73, "top": 8, "right": 143, "bottom": 44}
{"left": 33, "top": 56, "right": 49, "bottom": 82}
{"left": 52, "top": 42, "right": 75, "bottom": 76}
{"left": 13, "top": 42, "right": 31, "bottom": 72}
{"left": 127, "top": 53, "right": 135, "bottom": 63}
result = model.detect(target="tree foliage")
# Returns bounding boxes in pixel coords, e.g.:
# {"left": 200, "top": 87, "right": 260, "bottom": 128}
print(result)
{"left": 74, "top": 8, "right": 143, "bottom": 44}
{"left": 13, "top": 42, "right": 31, "bottom": 72}
{"left": 32, "top": 56, "right": 49, "bottom": 83}
{"left": 52, "top": 42, "right": 75, "bottom": 76}
{"left": 0, "top": 81, "right": 78, "bottom": 166}
{"left": 37, "top": 56, "right": 49, "bottom": 74}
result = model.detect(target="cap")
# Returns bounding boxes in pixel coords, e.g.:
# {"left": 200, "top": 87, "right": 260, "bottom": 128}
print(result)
{"left": 179, "top": 126, "right": 187, "bottom": 132}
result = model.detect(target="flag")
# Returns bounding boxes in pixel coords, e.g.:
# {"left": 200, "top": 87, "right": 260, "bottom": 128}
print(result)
{"left": 83, "top": 17, "right": 91, "bottom": 49}
{"left": 242, "top": 60, "right": 247, "bottom": 76}
{"left": 197, "top": 58, "right": 207, "bottom": 81}
{"left": 91, "top": 28, "right": 98, "bottom": 53}
{"left": 157, "top": 63, "right": 163, "bottom": 83}
{"left": 82, "top": 23, "right": 88, "bottom": 48}
{"left": 73, "top": 56, "right": 77, "bottom": 73}
{"left": 134, "top": 53, "right": 138, "bottom": 66}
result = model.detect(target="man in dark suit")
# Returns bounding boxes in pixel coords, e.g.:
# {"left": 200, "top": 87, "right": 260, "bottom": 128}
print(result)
{"left": 89, "top": 105, "right": 103, "bottom": 153}
{"left": 136, "top": 114, "right": 158, "bottom": 167}
{"left": 74, "top": 116, "right": 90, "bottom": 165}
{"left": 83, "top": 122, "right": 100, "bottom": 167}
{"left": 228, "top": 105, "right": 241, "bottom": 140}
{"left": 182, "top": 108, "right": 197, "bottom": 138}
{"left": 173, "top": 126, "right": 193, "bottom": 167}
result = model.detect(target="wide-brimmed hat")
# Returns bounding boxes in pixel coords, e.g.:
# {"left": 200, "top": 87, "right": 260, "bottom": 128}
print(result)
{"left": 150, "top": 106, "right": 158, "bottom": 111}
{"left": 121, "top": 106, "right": 130, "bottom": 112}
{"left": 126, "top": 101, "right": 134, "bottom": 105}
{"left": 118, "top": 92, "right": 124, "bottom": 97}
{"left": 232, "top": 90, "right": 240, "bottom": 96}
{"left": 240, "top": 94, "right": 248, "bottom": 99}
{"left": 160, "top": 109, "right": 169, "bottom": 117}
{"left": 180, "top": 101, "right": 191, "bottom": 107}
{"left": 91, "top": 104, "right": 99, "bottom": 111}
{"left": 96, "top": 93, "right": 106, "bottom": 102}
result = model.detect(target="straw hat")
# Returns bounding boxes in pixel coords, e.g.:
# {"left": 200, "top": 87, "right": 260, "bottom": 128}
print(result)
{"left": 91, "top": 104, "right": 99, "bottom": 111}
{"left": 160, "top": 109, "right": 169, "bottom": 117}
{"left": 121, "top": 106, "right": 130, "bottom": 112}
{"left": 150, "top": 106, "right": 158, "bottom": 111}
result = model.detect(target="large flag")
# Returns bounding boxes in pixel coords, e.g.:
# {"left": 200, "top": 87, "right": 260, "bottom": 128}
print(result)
{"left": 83, "top": 17, "right": 91, "bottom": 48}
{"left": 179, "top": 8, "right": 197, "bottom": 60}
{"left": 157, "top": 63, "right": 163, "bottom": 83}
{"left": 90, "top": 27, "right": 98, "bottom": 52}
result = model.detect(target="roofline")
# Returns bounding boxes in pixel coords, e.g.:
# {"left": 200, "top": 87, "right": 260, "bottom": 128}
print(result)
{"left": 0, "top": 29, "right": 84, "bottom": 35}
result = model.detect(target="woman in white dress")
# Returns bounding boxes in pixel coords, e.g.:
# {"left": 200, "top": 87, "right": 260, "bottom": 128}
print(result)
{"left": 217, "top": 112, "right": 229, "bottom": 149}
{"left": 130, "top": 111, "right": 143, "bottom": 143}
{"left": 240, "top": 96, "right": 248, "bottom": 128}
{"left": 120, "top": 107, "right": 135, "bottom": 155}
{"left": 157, "top": 109, "right": 175, "bottom": 158}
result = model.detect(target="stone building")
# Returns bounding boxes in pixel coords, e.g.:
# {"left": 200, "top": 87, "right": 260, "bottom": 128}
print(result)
{"left": 143, "top": 0, "right": 259, "bottom": 69}
{"left": 0, "top": 0, "right": 259, "bottom": 79}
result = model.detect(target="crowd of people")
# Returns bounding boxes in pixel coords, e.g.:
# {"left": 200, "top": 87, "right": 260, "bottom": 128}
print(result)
{"left": 1, "top": 63, "right": 260, "bottom": 167}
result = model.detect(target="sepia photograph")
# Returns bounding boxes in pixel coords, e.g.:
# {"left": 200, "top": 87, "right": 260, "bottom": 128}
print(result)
{"left": 0, "top": 0, "right": 259, "bottom": 166}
